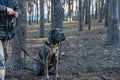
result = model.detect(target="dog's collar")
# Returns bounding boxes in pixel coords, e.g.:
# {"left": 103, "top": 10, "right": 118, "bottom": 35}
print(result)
{"left": 44, "top": 40, "right": 58, "bottom": 53}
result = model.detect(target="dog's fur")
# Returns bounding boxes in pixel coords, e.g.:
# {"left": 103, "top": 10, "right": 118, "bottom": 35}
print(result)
{"left": 34, "top": 28, "right": 65, "bottom": 80}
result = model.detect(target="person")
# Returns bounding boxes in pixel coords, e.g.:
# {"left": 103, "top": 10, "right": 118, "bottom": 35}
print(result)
{"left": 0, "top": 0, "right": 20, "bottom": 80}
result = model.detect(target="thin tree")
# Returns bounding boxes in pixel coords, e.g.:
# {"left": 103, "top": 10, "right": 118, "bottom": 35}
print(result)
{"left": 67, "top": 0, "right": 73, "bottom": 21}
{"left": 31, "top": 1, "right": 34, "bottom": 23}
{"left": 95, "top": 0, "right": 98, "bottom": 19}
{"left": 84, "top": 0, "right": 91, "bottom": 30}
{"left": 28, "top": 1, "right": 33, "bottom": 25}
{"left": 78, "top": 0, "right": 84, "bottom": 31}
{"left": 85, "top": 0, "right": 88, "bottom": 24}
{"left": 46, "top": 0, "right": 51, "bottom": 23}
{"left": 88, "top": 0, "right": 91, "bottom": 30}
{"left": 91, "top": 0, "right": 94, "bottom": 19}
{"left": 106, "top": 0, "right": 119, "bottom": 45}
{"left": 34, "top": 0, "right": 39, "bottom": 24}
{"left": 119, "top": 0, "right": 120, "bottom": 18}
{"left": 104, "top": 0, "right": 109, "bottom": 27}
{"left": 39, "top": 0, "right": 45, "bottom": 38}
{"left": 75, "top": 0, "right": 78, "bottom": 18}
{"left": 98, "top": 0, "right": 105, "bottom": 23}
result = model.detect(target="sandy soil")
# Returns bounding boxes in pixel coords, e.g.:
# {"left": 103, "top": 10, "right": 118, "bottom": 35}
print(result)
{"left": 5, "top": 21, "right": 120, "bottom": 80}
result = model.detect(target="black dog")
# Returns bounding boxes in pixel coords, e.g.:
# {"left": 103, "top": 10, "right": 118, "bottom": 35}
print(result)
{"left": 34, "top": 28, "right": 65, "bottom": 80}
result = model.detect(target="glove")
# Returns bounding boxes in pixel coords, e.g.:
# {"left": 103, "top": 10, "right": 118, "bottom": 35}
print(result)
{"left": 7, "top": 30, "right": 15, "bottom": 40}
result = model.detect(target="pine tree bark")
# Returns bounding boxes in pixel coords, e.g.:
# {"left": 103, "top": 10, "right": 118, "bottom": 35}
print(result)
{"left": 67, "top": 0, "right": 73, "bottom": 21}
{"left": 40, "top": 0, "right": 45, "bottom": 38}
{"left": 95, "top": 0, "right": 98, "bottom": 19}
{"left": 98, "top": 0, "right": 105, "bottom": 23}
{"left": 78, "top": 0, "right": 84, "bottom": 31}
{"left": 35, "top": 0, "right": 39, "bottom": 24}
{"left": 28, "top": 1, "right": 32, "bottom": 25}
{"left": 88, "top": 0, "right": 91, "bottom": 30}
{"left": 85, "top": 0, "right": 91, "bottom": 30}
{"left": 47, "top": 0, "right": 51, "bottom": 23}
{"left": 104, "top": 0, "right": 109, "bottom": 27}
{"left": 118, "top": 0, "right": 120, "bottom": 18}
{"left": 106, "top": 0, "right": 119, "bottom": 45}
{"left": 11, "top": 0, "right": 27, "bottom": 70}
{"left": 51, "top": 0, "right": 64, "bottom": 28}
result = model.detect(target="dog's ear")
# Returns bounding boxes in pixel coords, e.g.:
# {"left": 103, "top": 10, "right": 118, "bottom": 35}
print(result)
{"left": 48, "top": 28, "right": 56, "bottom": 36}
{"left": 48, "top": 28, "right": 56, "bottom": 42}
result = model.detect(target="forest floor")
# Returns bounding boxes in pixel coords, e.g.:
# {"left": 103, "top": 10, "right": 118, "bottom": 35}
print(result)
{"left": 5, "top": 20, "right": 120, "bottom": 80}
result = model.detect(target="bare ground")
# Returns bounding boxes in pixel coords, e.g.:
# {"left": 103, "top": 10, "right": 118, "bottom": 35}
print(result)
{"left": 5, "top": 20, "right": 120, "bottom": 80}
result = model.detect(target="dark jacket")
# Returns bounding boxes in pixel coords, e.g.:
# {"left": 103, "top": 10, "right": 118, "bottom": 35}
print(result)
{"left": 0, "top": 0, "right": 19, "bottom": 31}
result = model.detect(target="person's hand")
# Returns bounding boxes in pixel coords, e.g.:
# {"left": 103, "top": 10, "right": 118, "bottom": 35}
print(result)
{"left": 7, "top": 7, "right": 15, "bottom": 15}
{"left": 14, "top": 12, "right": 19, "bottom": 18}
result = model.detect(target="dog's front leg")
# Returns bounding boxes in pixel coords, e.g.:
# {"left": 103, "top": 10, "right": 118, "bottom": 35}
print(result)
{"left": 43, "top": 56, "right": 49, "bottom": 80}
{"left": 53, "top": 53, "right": 60, "bottom": 80}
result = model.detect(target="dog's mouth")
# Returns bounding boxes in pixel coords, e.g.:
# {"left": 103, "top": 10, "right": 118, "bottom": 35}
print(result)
{"left": 57, "top": 36, "right": 66, "bottom": 42}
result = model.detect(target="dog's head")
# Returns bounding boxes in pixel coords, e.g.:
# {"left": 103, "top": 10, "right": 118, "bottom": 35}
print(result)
{"left": 48, "top": 28, "right": 65, "bottom": 44}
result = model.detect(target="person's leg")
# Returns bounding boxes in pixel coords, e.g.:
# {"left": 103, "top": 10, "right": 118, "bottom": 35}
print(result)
{"left": 0, "top": 40, "right": 5, "bottom": 80}
{"left": 2, "top": 41, "right": 8, "bottom": 62}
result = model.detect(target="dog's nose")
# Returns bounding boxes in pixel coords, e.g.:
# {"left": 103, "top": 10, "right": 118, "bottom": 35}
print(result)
{"left": 63, "top": 35, "right": 66, "bottom": 40}
{"left": 59, "top": 32, "right": 66, "bottom": 40}
{"left": 61, "top": 33, "right": 66, "bottom": 40}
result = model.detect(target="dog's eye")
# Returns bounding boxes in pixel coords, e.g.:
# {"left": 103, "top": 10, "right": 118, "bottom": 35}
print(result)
{"left": 56, "top": 32, "right": 60, "bottom": 36}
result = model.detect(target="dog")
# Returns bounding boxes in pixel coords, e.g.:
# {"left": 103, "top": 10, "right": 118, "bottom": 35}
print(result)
{"left": 34, "top": 28, "right": 65, "bottom": 80}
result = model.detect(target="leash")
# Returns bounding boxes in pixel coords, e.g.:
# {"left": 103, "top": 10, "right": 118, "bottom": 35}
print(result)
{"left": 21, "top": 47, "right": 43, "bottom": 64}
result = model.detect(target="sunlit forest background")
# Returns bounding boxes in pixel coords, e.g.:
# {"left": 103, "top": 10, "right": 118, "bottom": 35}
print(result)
{"left": 5, "top": 0, "right": 120, "bottom": 80}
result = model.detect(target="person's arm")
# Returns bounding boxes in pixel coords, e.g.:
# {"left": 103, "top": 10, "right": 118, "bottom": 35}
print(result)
{"left": 0, "top": 4, "right": 7, "bottom": 12}
{"left": 0, "top": 4, "right": 15, "bottom": 15}
{"left": 13, "top": 1, "right": 21, "bottom": 18}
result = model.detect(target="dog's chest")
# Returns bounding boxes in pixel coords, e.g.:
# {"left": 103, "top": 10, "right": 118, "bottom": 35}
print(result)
{"left": 47, "top": 46, "right": 58, "bottom": 58}
{"left": 46, "top": 45, "right": 58, "bottom": 64}
{"left": 49, "top": 46, "right": 58, "bottom": 54}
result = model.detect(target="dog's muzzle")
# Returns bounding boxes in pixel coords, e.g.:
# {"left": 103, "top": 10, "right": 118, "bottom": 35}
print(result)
{"left": 56, "top": 32, "right": 66, "bottom": 41}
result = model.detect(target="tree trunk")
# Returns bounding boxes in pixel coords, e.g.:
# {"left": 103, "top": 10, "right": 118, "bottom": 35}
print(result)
{"left": 11, "top": 0, "right": 27, "bottom": 70}
{"left": 35, "top": 0, "right": 39, "bottom": 24}
{"left": 118, "top": 0, "right": 120, "bottom": 18}
{"left": 95, "top": 0, "right": 98, "bottom": 19}
{"left": 67, "top": 0, "right": 73, "bottom": 21}
{"left": 106, "top": 0, "right": 119, "bottom": 46}
{"left": 104, "top": 0, "right": 109, "bottom": 27}
{"left": 39, "top": 0, "right": 45, "bottom": 38}
{"left": 75, "top": 0, "right": 78, "bottom": 17}
{"left": 47, "top": 0, "right": 51, "bottom": 23}
{"left": 98, "top": 0, "right": 105, "bottom": 23}
{"left": 78, "top": 0, "right": 84, "bottom": 31}
{"left": 51, "top": 0, "right": 64, "bottom": 28}
{"left": 84, "top": 0, "right": 91, "bottom": 30}
{"left": 99, "top": 0, "right": 107, "bottom": 23}
{"left": 88, "top": 0, "right": 91, "bottom": 30}
{"left": 28, "top": 1, "right": 32, "bottom": 25}
{"left": 91, "top": 0, "right": 94, "bottom": 19}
